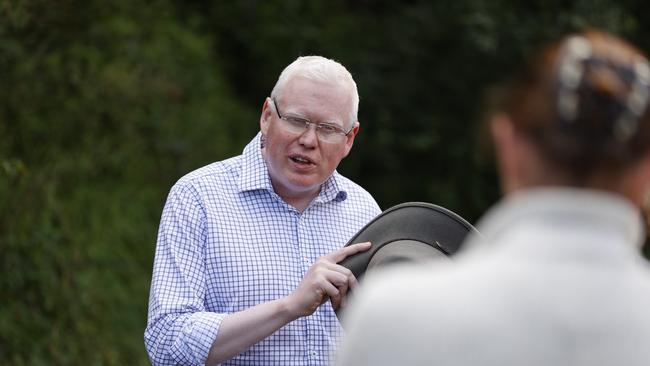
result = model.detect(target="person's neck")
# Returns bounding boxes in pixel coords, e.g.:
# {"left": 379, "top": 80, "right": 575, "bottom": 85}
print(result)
{"left": 285, "top": 196, "right": 315, "bottom": 213}
{"left": 275, "top": 186, "right": 320, "bottom": 213}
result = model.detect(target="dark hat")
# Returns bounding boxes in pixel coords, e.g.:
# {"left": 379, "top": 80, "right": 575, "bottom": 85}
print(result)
{"left": 337, "top": 202, "right": 478, "bottom": 314}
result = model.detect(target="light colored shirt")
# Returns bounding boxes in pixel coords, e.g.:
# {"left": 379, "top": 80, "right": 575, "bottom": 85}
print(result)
{"left": 145, "top": 133, "right": 380, "bottom": 366}
{"left": 338, "top": 188, "right": 650, "bottom": 366}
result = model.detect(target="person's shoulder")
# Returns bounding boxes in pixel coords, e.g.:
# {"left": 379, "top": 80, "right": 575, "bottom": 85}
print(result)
{"left": 164, "top": 155, "right": 243, "bottom": 203}
{"left": 334, "top": 172, "right": 377, "bottom": 203}
{"left": 369, "top": 261, "right": 458, "bottom": 290}
{"left": 633, "top": 257, "right": 650, "bottom": 285}
{"left": 333, "top": 171, "right": 363, "bottom": 189}
{"left": 356, "top": 255, "right": 499, "bottom": 310}
{"left": 356, "top": 263, "right": 448, "bottom": 305}
{"left": 341, "top": 262, "right": 459, "bottom": 331}
{"left": 175, "top": 155, "right": 241, "bottom": 187}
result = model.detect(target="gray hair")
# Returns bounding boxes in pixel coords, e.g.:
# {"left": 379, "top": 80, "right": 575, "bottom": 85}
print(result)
{"left": 270, "top": 56, "right": 359, "bottom": 128}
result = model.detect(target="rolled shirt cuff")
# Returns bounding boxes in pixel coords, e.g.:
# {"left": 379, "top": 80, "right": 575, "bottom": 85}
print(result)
{"left": 171, "top": 311, "right": 224, "bottom": 365}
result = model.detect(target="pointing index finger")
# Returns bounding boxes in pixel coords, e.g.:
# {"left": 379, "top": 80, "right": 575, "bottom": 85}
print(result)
{"left": 328, "top": 241, "right": 372, "bottom": 264}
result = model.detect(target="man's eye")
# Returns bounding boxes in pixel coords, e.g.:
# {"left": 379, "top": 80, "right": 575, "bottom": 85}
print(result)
{"left": 318, "top": 124, "right": 340, "bottom": 134}
{"left": 285, "top": 117, "right": 309, "bottom": 126}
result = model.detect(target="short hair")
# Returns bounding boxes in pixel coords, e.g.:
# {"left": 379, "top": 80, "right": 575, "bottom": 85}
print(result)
{"left": 270, "top": 56, "right": 359, "bottom": 128}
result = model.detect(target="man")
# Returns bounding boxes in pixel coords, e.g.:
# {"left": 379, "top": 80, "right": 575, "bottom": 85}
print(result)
{"left": 145, "top": 56, "right": 380, "bottom": 365}
{"left": 337, "top": 30, "right": 650, "bottom": 366}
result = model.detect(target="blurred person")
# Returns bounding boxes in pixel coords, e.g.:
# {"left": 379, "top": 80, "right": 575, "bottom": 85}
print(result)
{"left": 337, "top": 29, "right": 650, "bottom": 366}
{"left": 144, "top": 56, "right": 380, "bottom": 366}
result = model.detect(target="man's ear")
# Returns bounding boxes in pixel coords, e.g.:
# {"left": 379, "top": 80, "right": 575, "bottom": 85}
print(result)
{"left": 342, "top": 121, "right": 360, "bottom": 157}
{"left": 260, "top": 97, "right": 273, "bottom": 135}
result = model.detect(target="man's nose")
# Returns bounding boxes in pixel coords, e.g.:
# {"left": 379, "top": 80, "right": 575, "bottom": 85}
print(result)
{"left": 297, "top": 123, "right": 319, "bottom": 147}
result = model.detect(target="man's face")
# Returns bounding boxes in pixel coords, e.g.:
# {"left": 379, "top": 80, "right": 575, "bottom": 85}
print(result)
{"left": 260, "top": 76, "right": 358, "bottom": 201}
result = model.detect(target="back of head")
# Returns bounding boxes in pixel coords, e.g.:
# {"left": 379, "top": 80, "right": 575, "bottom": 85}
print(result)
{"left": 271, "top": 56, "right": 359, "bottom": 125}
{"left": 499, "top": 29, "right": 650, "bottom": 186}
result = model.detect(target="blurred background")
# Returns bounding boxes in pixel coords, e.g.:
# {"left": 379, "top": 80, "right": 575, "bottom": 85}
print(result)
{"left": 2, "top": 0, "right": 650, "bottom": 364}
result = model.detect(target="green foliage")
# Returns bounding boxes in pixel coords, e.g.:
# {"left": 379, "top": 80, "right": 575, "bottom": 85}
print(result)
{"left": 1, "top": 0, "right": 254, "bottom": 364}
{"left": 194, "top": 0, "right": 643, "bottom": 219}
{"left": 2, "top": 0, "right": 650, "bottom": 364}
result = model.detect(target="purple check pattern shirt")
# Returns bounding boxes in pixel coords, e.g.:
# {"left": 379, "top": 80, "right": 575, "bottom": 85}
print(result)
{"left": 145, "top": 133, "right": 380, "bottom": 365}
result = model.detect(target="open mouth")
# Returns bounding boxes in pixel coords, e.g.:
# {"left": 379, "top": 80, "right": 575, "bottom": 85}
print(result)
{"left": 290, "top": 154, "right": 315, "bottom": 165}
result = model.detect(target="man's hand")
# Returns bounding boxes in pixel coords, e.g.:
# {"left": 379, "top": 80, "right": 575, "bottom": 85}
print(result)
{"left": 285, "top": 242, "right": 371, "bottom": 317}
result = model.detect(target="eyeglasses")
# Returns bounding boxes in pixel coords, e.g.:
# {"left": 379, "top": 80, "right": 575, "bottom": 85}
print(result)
{"left": 271, "top": 99, "right": 353, "bottom": 144}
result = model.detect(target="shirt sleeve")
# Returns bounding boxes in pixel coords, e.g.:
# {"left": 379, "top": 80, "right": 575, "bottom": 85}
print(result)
{"left": 144, "top": 181, "right": 224, "bottom": 365}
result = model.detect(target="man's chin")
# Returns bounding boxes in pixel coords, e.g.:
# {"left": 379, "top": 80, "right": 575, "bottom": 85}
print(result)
{"left": 286, "top": 178, "right": 323, "bottom": 196}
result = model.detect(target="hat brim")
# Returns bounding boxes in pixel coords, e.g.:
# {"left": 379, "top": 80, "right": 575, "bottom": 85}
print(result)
{"left": 338, "top": 201, "right": 478, "bottom": 282}
{"left": 335, "top": 202, "right": 477, "bottom": 320}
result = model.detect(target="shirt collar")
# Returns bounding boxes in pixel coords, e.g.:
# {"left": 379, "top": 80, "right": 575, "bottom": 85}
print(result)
{"left": 471, "top": 187, "right": 645, "bottom": 251}
{"left": 238, "top": 133, "right": 275, "bottom": 193}
{"left": 316, "top": 170, "right": 348, "bottom": 204}
{"left": 238, "top": 133, "right": 348, "bottom": 203}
